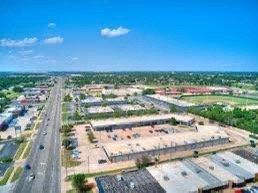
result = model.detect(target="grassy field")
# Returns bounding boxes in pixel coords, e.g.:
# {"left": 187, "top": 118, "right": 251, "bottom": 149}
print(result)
{"left": 61, "top": 149, "right": 81, "bottom": 168}
{"left": 181, "top": 95, "right": 258, "bottom": 106}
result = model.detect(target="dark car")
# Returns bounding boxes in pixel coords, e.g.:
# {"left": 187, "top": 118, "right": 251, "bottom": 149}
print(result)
{"left": 98, "top": 159, "right": 107, "bottom": 164}
{"left": 39, "top": 144, "right": 44, "bottom": 150}
{"left": 25, "top": 164, "right": 31, "bottom": 170}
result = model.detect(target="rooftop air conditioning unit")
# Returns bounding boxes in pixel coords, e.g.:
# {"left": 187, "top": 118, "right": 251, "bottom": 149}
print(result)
{"left": 129, "top": 182, "right": 135, "bottom": 189}
{"left": 163, "top": 175, "right": 170, "bottom": 181}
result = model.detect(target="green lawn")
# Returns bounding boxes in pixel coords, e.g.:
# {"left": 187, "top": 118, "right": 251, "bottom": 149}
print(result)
{"left": 61, "top": 149, "right": 81, "bottom": 168}
{"left": 181, "top": 95, "right": 258, "bottom": 106}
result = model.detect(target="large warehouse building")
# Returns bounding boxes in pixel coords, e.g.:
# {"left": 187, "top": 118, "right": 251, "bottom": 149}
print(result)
{"left": 143, "top": 94, "right": 207, "bottom": 111}
{"left": 102, "top": 126, "right": 229, "bottom": 162}
{"left": 90, "top": 113, "right": 195, "bottom": 131}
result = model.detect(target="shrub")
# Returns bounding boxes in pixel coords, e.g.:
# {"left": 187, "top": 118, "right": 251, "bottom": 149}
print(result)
{"left": 135, "top": 156, "right": 151, "bottom": 169}
{"left": 72, "top": 173, "right": 87, "bottom": 193}
{"left": 62, "top": 138, "right": 71, "bottom": 149}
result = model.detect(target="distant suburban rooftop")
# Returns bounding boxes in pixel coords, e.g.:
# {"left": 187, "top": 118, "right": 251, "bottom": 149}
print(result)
{"left": 147, "top": 94, "right": 195, "bottom": 107}
{"left": 90, "top": 113, "right": 194, "bottom": 128}
{"left": 86, "top": 106, "right": 114, "bottom": 114}
{"left": 116, "top": 104, "right": 145, "bottom": 111}
{"left": 81, "top": 97, "right": 103, "bottom": 103}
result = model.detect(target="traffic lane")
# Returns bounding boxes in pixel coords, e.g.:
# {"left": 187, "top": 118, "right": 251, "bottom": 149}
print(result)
{"left": 31, "top": 104, "right": 58, "bottom": 192}
{"left": 42, "top": 84, "right": 61, "bottom": 193}
{"left": 13, "top": 85, "right": 58, "bottom": 193}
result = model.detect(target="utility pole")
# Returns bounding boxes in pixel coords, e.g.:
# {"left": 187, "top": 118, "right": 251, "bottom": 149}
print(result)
{"left": 87, "top": 155, "right": 90, "bottom": 173}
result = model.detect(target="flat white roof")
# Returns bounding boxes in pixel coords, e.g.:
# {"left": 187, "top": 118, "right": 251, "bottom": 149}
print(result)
{"left": 81, "top": 97, "right": 102, "bottom": 103}
{"left": 86, "top": 106, "right": 114, "bottom": 114}
{"left": 117, "top": 104, "right": 145, "bottom": 111}
{"left": 147, "top": 161, "right": 209, "bottom": 193}
{"left": 218, "top": 152, "right": 258, "bottom": 176}
{"left": 106, "top": 97, "right": 126, "bottom": 102}
{"left": 103, "top": 125, "right": 228, "bottom": 157}
{"left": 147, "top": 94, "right": 195, "bottom": 107}
{"left": 91, "top": 113, "right": 194, "bottom": 128}
{"left": 191, "top": 156, "right": 242, "bottom": 184}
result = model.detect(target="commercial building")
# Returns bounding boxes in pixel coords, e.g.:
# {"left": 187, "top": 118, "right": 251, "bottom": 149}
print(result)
{"left": 95, "top": 169, "right": 165, "bottom": 193}
{"left": 209, "top": 154, "right": 254, "bottom": 182}
{"left": 102, "top": 87, "right": 142, "bottom": 96}
{"left": 90, "top": 113, "right": 195, "bottom": 131}
{"left": 81, "top": 97, "right": 127, "bottom": 106}
{"left": 103, "top": 126, "right": 229, "bottom": 162}
{"left": 81, "top": 97, "right": 103, "bottom": 106}
{"left": 143, "top": 94, "right": 206, "bottom": 111}
{"left": 114, "top": 104, "right": 145, "bottom": 112}
{"left": 191, "top": 157, "right": 243, "bottom": 185}
{"left": 86, "top": 106, "right": 114, "bottom": 115}
{"left": 105, "top": 98, "right": 127, "bottom": 105}
{"left": 232, "top": 148, "right": 258, "bottom": 164}
{"left": 147, "top": 161, "right": 211, "bottom": 193}
{"left": 217, "top": 151, "right": 258, "bottom": 177}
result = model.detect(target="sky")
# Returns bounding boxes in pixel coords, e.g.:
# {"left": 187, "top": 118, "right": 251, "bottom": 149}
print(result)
{"left": 0, "top": 0, "right": 257, "bottom": 72}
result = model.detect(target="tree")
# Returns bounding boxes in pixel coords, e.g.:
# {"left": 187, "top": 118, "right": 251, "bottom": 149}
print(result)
{"left": 79, "top": 93, "right": 86, "bottom": 100}
{"left": 87, "top": 131, "right": 96, "bottom": 143}
{"left": 62, "top": 138, "right": 71, "bottom": 149}
{"left": 170, "top": 104, "right": 178, "bottom": 113}
{"left": 13, "top": 86, "right": 23, "bottom": 93}
{"left": 64, "top": 94, "right": 72, "bottom": 102}
{"left": 169, "top": 117, "right": 178, "bottom": 125}
{"left": 142, "top": 88, "right": 155, "bottom": 95}
{"left": 135, "top": 155, "right": 151, "bottom": 169}
{"left": 72, "top": 173, "right": 87, "bottom": 193}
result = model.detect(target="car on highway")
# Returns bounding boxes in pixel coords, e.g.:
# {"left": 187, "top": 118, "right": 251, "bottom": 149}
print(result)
{"left": 39, "top": 144, "right": 45, "bottom": 150}
{"left": 28, "top": 173, "right": 35, "bottom": 182}
{"left": 24, "top": 164, "right": 31, "bottom": 170}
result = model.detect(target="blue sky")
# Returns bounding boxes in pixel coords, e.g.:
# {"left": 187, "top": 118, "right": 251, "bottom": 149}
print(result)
{"left": 0, "top": 0, "right": 257, "bottom": 72}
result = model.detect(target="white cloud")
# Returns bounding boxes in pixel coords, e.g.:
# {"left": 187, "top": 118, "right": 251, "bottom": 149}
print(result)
{"left": 18, "top": 50, "right": 33, "bottom": 56}
{"left": 48, "top": 22, "right": 56, "bottom": 28}
{"left": 101, "top": 26, "right": 130, "bottom": 38}
{"left": 32, "top": 54, "right": 44, "bottom": 59}
{"left": 71, "top": 57, "right": 79, "bottom": 61}
{"left": 43, "top": 36, "right": 63, "bottom": 44}
{"left": 0, "top": 37, "right": 38, "bottom": 47}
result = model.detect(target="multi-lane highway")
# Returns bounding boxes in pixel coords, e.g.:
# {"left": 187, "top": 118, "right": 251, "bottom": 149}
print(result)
{"left": 14, "top": 78, "right": 62, "bottom": 193}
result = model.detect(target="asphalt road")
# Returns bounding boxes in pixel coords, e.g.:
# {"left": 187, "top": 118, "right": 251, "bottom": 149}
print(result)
{"left": 13, "top": 78, "right": 62, "bottom": 193}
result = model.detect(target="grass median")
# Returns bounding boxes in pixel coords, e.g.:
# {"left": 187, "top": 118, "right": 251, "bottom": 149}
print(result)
{"left": 22, "top": 142, "right": 32, "bottom": 159}
{"left": 14, "top": 142, "right": 27, "bottom": 160}
{"left": 10, "top": 166, "right": 23, "bottom": 183}
{"left": 0, "top": 166, "right": 14, "bottom": 186}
